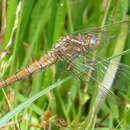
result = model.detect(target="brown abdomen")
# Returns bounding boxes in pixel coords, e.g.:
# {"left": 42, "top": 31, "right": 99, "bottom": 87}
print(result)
{"left": 0, "top": 51, "right": 58, "bottom": 88}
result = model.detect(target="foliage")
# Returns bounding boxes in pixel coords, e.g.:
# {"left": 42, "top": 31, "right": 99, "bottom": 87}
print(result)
{"left": 0, "top": 0, "right": 129, "bottom": 129}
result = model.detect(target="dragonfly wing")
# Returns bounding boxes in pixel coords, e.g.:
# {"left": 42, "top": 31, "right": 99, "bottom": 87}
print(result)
{"left": 73, "top": 20, "right": 130, "bottom": 56}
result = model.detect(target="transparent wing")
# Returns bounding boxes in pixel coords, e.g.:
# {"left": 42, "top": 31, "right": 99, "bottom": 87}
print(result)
{"left": 56, "top": 20, "right": 130, "bottom": 96}
{"left": 63, "top": 51, "right": 130, "bottom": 121}
{"left": 56, "top": 20, "right": 130, "bottom": 119}
{"left": 57, "top": 47, "right": 130, "bottom": 95}
{"left": 73, "top": 20, "right": 130, "bottom": 38}
{"left": 73, "top": 20, "right": 130, "bottom": 56}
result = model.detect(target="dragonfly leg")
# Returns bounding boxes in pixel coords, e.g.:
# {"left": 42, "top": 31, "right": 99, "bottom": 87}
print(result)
{"left": 67, "top": 57, "right": 77, "bottom": 71}
{"left": 66, "top": 53, "right": 79, "bottom": 70}
{"left": 83, "top": 52, "right": 96, "bottom": 64}
{"left": 66, "top": 55, "right": 85, "bottom": 84}
{"left": 67, "top": 68, "right": 85, "bottom": 84}
{"left": 82, "top": 50, "right": 97, "bottom": 64}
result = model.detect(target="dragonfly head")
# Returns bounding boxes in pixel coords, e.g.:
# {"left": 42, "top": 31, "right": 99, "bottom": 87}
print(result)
{"left": 85, "top": 33, "right": 97, "bottom": 49}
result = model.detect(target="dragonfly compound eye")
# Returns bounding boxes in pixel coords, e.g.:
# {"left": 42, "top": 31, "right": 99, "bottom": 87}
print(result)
{"left": 85, "top": 33, "right": 97, "bottom": 45}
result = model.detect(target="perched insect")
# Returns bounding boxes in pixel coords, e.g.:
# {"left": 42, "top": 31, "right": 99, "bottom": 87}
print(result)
{"left": 0, "top": 20, "right": 129, "bottom": 96}
{"left": 0, "top": 20, "right": 129, "bottom": 129}
{"left": 0, "top": 33, "right": 97, "bottom": 88}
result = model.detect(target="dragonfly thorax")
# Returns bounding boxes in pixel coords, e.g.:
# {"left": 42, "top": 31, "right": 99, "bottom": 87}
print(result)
{"left": 54, "top": 35, "right": 94, "bottom": 59}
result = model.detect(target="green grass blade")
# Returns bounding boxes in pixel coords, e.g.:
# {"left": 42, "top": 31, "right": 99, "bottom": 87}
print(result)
{"left": 0, "top": 76, "right": 71, "bottom": 128}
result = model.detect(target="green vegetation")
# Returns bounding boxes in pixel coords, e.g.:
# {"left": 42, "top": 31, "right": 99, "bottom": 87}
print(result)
{"left": 0, "top": 0, "right": 129, "bottom": 129}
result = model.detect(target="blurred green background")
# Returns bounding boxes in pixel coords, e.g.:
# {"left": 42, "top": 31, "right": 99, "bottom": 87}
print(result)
{"left": 0, "top": 0, "right": 130, "bottom": 129}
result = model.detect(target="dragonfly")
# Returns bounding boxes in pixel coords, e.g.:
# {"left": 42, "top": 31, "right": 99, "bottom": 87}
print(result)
{"left": 0, "top": 20, "right": 130, "bottom": 97}
{"left": 0, "top": 33, "right": 97, "bottom": 88}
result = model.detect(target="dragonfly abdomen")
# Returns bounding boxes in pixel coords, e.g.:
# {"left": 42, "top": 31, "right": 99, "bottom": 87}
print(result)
{"left": 0, "top": 51, "right": 58, "bottom": 88}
